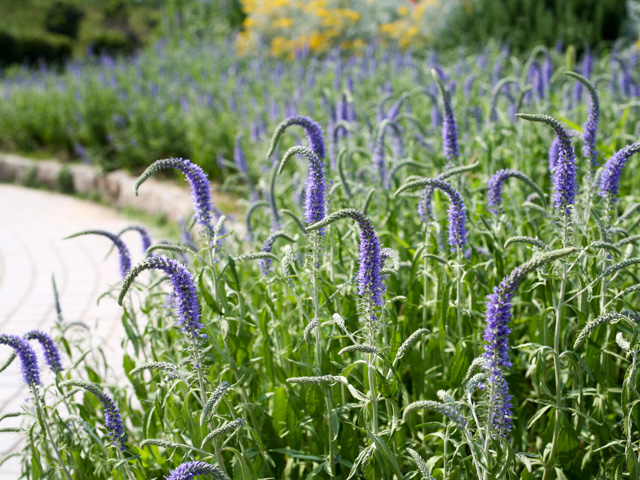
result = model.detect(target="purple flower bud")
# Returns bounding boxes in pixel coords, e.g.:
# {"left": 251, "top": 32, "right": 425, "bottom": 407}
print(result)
{"left": 599, "top": 143, "right": 640, "bottom": 200}
{"left": 0, "top": 334, "right": 40, "bottom": 386}
{"left": 24, "top": 330, "right": 62, "bottom": 374}
{"left": 166, "top": 461, "right": 227, "bottom": 480}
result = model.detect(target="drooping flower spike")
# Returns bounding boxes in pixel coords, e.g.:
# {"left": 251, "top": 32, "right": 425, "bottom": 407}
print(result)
{"left": 599, "top": 142, "right": 640, "bottom": 201}
{"left": 416, "top": 163, "right": 478, "bottom": 222}
{"left": 488, "top": 169, "right": 546, "bottom": 214}
{"left": 258, "top": 231, "right": 296, "bottom": 275}
{"left": 65, "top": 230, "right": 132, "bottom": 278}
{"left": 165, "top": 460, "right": 228, "bottom": 480}
{"left": 565, "top": 71, "right": 600, "bottom": 173}
{"left": 135, "top": 158, "right": 215, "bottom": 237}
{"left": 0, "top": 334, "right": 40, "bottom": 387}
{"left": 266, "top": 115, "right": 326, "bottom": 161}
{"left": 277, "top": 146, "right": 326, "bottom": 231}
{"left": 118, "top": 225, "right": 153, "bottom": 255}
{"left": 432, "top": 69, "right": 459, "bottom": 165}
{"left": 119, "top": 256, "right": 204, "bottom": 339}
{"left": 395, "top": 178, "right": 467, "bottom": 251}
{"left": 516, "top": 113, "right": 578, "bottom": 212}
{"left": 24, "top": 330, "right": 62, "bottom": 374}
{"left": 307, "top": 209, "right": 385, "bottom": 311}
{"left": 60, "top": 380, "right": 127, "bottom": 450}
{"left": 482, "top": 248, "right": 575, "bottom": 436}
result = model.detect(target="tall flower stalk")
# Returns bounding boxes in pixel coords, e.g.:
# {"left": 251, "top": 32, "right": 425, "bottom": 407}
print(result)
{"left": 481, "top": 248, "right": 574, "bottom": 480}
{"left": 308, "top": 208, "right": 384, "bottom": 434}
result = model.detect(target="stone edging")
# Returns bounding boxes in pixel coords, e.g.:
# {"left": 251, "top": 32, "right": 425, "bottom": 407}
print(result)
{"left": 0, "top": 153, "right": 193, "bottom": 222}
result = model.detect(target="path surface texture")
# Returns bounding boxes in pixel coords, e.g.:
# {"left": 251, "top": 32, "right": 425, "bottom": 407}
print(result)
{"left": 0, "top": 184, "right": 156, "bottom": 479}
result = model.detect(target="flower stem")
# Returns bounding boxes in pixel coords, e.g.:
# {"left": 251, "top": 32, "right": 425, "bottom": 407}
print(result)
{"left": 32, "top": 387, "right": 74, "bottom": 480}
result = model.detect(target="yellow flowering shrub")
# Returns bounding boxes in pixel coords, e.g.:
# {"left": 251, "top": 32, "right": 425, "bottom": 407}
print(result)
{"left": 237, "top": 0, "right": 443, "bottom": 57}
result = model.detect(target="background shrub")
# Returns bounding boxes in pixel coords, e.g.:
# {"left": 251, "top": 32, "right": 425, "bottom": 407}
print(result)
{"left": 17, "top": 32, "right": 72, "bottom": 64}
{"left": 0, "top": 30, "right": 18, "bottom": 65}
{"left": 88, "top": 30, "right": 134, "bottom": 56}
{"left": 44, "top": 1, "right": 84, "bottom": 40}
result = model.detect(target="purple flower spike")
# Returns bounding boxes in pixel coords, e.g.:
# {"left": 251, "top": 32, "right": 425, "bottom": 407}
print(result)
{"left": 516, "top": 114, "right": 577, "bottom": 212}
{"left": 277, "top": 146, "right": 326, "bottom": 231}
{"left": 66, "top": 230, "right": 131, "bottom": 278}
{"left": 257, "top": 231, "right": 294, "bottom": 275}
{"left": 306, "top": 209, "right": 385, "bottom": 309}
{"left": 135, "top": 158, "right": 215, "bottom": 237}
{"left": 165, "top": 461, "right": 227, "bottom": 480}
{"left": 234, "top": 133, "right": 250, "bottom": 176}
{"left": 0, "top": 334, "right": 40, "bottom": 387}
{"left": 566, "top": 71, "right": 600, "bottom": 172}
{"left": 413, "top": 179, "right": 467, "bottom": 250}
{"left": 488, "top": 169, "right": 542, "bottom": 215}
{"left": 599, "top": 143, "right": 640, "bottom": 200}
{"left": 119, "top": 257, "right": 204, "bottom": 339}
{"left": 101, "top": 393, "right": 127, "bottom": 450}
{"left": 61, "top": 380, "right": 127, "bottom": 450}
{"left": 432, "top": 69, "right": 460, "bottom": 165}
{"left": 481, "top": 248, "right": 575, "bottom": 437}
{"left": 24, "top": 330, "right": 62, "bottom": 374}
{"left": 267, "top": 115, "right": 326, "bottom": 161}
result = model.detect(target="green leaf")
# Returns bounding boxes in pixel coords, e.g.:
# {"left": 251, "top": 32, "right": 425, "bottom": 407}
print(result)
{"left": 367, "top": 432, "right": 403, "bottom": 478}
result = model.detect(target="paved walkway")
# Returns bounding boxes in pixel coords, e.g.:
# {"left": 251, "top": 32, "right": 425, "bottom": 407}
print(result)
{"left": 0, "top": 184, "right": 156, "bottom": 479}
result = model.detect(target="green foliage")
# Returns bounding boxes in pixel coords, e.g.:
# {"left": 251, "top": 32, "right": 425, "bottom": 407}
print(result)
{"left": 17, "top": 32, "right": 73, "bottom": 65}
{"left": 441, "top": 0, "right": 629, "bottom": 51}
{"left": 87, "top": 30, "right": 134, "bottom": 57}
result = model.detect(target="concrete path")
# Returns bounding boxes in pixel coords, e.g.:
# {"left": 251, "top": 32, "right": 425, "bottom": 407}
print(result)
{"left": 0, "top": 184, "right": 157, "bottom": 479}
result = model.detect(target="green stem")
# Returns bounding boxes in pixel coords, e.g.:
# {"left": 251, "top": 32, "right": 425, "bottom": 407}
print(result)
{"left": 456, "top": 248, "right": 464, "bottom": 343}
{"left": 366, "top": 301, "right": 378, "bottom": 435}
{"left": 323, "top": 386, "right": 336, "bottom": 477}
{"left": 32, "top": 387, "right": 74, "bottom": 480}
{"left": 544, "top": 215, "right": 570, "bottom": 480}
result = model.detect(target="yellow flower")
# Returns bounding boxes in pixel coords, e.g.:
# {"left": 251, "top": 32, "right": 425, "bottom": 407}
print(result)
{"left": 272, "top": 17, "right": 294, "bottom": 29}
{"left": 398, "top": 6, "right": 409, "bottom": 16}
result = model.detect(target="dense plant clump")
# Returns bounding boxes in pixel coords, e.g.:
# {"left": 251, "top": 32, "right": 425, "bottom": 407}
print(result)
{"left": 4, "top": 39, "right": 640, "bottom": 480}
